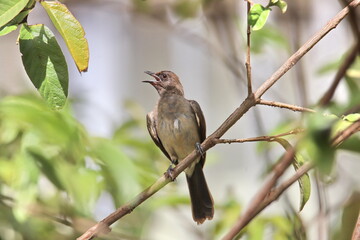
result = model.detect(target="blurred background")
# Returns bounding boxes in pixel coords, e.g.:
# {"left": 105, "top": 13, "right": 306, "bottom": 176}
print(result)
{"left": 0, "top": 0, "right": 359, "bottom": 239}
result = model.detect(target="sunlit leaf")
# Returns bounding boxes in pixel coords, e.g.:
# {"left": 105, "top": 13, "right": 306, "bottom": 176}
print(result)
{"left": 19, "top": 24, "right": 68, "bottom": 110}
{"left": 0, "top": 6, "right": 32, "bottom": 36}
{"left": 41, "top": 1, "right": 89, "bottom": 72}
{"left": 0, "top": 0, "right": 29, "bottom": 28}
{"left": 272, "top": 0, "right": 287, "bottom": 13}
{"left": 248, "top": 4, "right": 271, "bottom": 31}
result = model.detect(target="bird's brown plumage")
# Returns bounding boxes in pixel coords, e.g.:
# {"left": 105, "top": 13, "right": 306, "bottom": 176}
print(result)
{"left": 144, "top": 70, "right": 214, "bottom": 224}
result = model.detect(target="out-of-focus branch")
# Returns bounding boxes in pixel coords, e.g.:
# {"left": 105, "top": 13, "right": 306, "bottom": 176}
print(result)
{"left": 318, "top": 43, "right": 360, "bottom": 106}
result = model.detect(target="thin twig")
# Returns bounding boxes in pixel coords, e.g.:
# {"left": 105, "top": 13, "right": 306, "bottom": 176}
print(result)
{"left": 246, "top": 1, "right": 253, "bottom": 96}
{"left": 332, "top": 118, "right": 360, "bottom": 146}
{"left": 257, "top": 99, "right": 316, "bottom": 113}
{"left": 215, "top": 128, "right": 305, "bottom": 144}
{"left": 78, "top": 1, "right": 360, "bottom": 239}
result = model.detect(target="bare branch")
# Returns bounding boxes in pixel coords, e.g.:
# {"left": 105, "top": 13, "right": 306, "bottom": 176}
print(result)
{"left": 246, "top": 1, "right": 253, "bottom": 96}
{"left": 258, "top": 99, "right": 316, "bottom": 113}
{"left": 215, "top": 128, "right": 304, "bottom": 144}
{"left": 332, "top": 118, "right": 360, "bottom": 146}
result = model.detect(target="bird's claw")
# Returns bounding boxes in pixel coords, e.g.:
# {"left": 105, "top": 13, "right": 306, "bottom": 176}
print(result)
{"left": 165, "top": 164, "right": 175, "bottom": 181}
{"left": 196, "top": 142, "right": 205, "bottom": 157}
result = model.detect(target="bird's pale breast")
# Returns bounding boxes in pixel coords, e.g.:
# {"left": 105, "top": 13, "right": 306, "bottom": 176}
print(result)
{"left": 157, "top": 94, "right": 200, "bottom": 174}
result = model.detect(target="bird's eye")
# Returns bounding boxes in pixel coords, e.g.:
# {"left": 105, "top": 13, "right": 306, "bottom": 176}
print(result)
{"left": 162, "top": 74, "right": 167, "bottom": 79}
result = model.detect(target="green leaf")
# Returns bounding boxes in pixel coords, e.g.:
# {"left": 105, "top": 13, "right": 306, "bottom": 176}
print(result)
{"left": 41, "top": 1, "right": 89, "bottom": 72}
{"left": 301, "top": 113, "right": 336, "bottom": 175}
{"left": 0, "top": 0, "right": 29, "bottom": 28}
{"left": 0, "top": 9, "right": 30, "bottom": 36}
{"left": 275, "top": 139, "right": 311, "bottom": 211}
{"left": 19, "top": 24, "right": 68, "bottom": 110}
{"left": 293, "top": 153, "right": 311, "bottom": 211}
{"left": 248, "top": 4, "right": 271, "bottom": 31}
{"left": 272, "top": 0, "right": 287, "bottom": 13}
{"left": 91, "top": 138, "right": 141, "bottom": 205}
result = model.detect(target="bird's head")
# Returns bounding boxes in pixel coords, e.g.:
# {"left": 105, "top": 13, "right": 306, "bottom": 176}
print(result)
{"left": 143, "top": 70, "right": 184, "bottom": 96}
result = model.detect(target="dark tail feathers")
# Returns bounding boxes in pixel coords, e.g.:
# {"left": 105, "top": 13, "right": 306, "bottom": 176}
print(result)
{"left": 186, "top": 163, "right": 214, "bottom": 224}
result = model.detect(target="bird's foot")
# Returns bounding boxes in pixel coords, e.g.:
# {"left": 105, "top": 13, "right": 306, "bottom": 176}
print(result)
{"left": 196, "top": 142, "right": 205, "bottom": 157}
{"left": 165, "top": 164, "right": 175, "bottom": 181}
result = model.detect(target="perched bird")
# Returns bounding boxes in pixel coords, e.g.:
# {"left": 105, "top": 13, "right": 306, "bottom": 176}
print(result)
{"left": 143, "top": 70, "right": 214, "bottom": 224}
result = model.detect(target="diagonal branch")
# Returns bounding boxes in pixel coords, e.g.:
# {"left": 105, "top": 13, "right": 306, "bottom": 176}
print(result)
{"left": 257, "top": 99, "right": 316, "bottom": 113}
{"left": 318, "top": 42, "right": 360, "bottom": 106}
{"left": 78, "top": 1, "right": 360, "bottom": 239}
{"left": 215, "top": 128, "right": 305, "bottom": 144}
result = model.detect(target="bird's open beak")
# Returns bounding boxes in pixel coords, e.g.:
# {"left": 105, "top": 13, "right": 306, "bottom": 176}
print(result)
{"left": 143, "top": 71, "right": 161, "bottom": 84}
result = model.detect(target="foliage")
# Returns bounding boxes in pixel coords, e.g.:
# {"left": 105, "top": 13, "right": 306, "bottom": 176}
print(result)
{"left": 0, "top": 95, "right": 163, "bottom": 239}
{"left": 0, "top": 0, "right": 89, "bottom": 109}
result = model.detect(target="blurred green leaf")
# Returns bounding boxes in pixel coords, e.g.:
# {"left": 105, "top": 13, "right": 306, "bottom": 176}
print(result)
{"left": 41, "top": 1, "right": 89, "bottom": 72}
{"left": 57, "top": 164, "right": 102, "bottom": 214}
{"left": 173, "top": 0, "right": 200, "bottom": 18}
{"left": 275, "top": 139, "right": 311, "bottom": 211}
{"left": 150, "top": 194, "right": 189, "bottom": 208}
{"left": 248, "top": 4, "right": 271, "bottom": 31}
{"left": 293, "top": 153, "right": 311, "bottom": 211}
{"left": 317, "top": 59, "right": 341, "bottom": 75}
{"left": 332, "top": 113, "right": 360, "bottom": 153}
{"left": 300, "top": 113, "right": 337, "bottom": 175}
{"left": 332, "top": 191, "right": 360, "bottom": 239}
{"left": 270, "top": 0, "right": 287, "bottom": 13}
{"left": 0, "top": 0, "right": 29, "bottom": 28}
{"left": 212, "top": 194, "right": 242, "bottom": 238}
{"left": 251, "top": 25, "right": 290, "bottom": 54}
{"left": 19, "top": 24, "right": 68, "bottom": 110}
{"left": 91, "top": 138, "right": 141, "bottom": 205}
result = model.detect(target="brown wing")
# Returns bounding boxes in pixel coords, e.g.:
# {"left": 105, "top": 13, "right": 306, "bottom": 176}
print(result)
{"left": 189, "top": 100, "right": 206, "bottom": 167}
{"left": 146, "top": 111, "right": 171, "bottom": 160}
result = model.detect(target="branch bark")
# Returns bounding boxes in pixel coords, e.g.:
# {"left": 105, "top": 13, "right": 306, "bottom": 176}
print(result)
{"left": 258, "top": 99, "right": 316, "bottom": 113}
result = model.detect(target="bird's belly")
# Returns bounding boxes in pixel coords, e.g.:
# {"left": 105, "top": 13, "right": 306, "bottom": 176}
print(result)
{"left": 157, "top": 116, "right": 200, "bottom": 160}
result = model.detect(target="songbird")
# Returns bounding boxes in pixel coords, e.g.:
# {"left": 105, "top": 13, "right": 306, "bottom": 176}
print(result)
{"left": 143, "top": 70, "right": 214, "bottom": 224}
